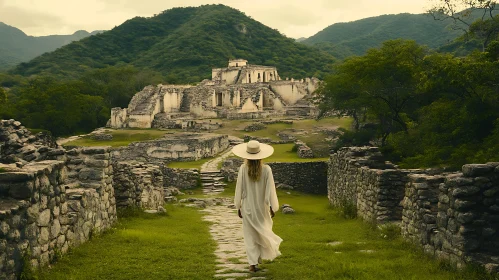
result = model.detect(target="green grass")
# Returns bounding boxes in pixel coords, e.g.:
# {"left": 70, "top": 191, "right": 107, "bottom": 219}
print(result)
{"left": 261, "top": 191, "right": 494, "bottom": 280}
{"left": 266, "top": 144, "right": 328, "bottom": 163}
{"left": 169, "top": 144, "right": 326, "bottom": 169}
{"left": 63, "top": 129, "right": 172, "bottom": 147}
{"left": 166, "top": 156, "right": 215, "bottom": 169}
{"left": 62, "top": 118, "right": 352, "bottom": 158}
{"left": 35, "top": 205, "right": 216, "bottom": 280}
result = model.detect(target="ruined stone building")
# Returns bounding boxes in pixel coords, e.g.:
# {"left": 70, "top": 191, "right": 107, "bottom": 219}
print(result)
{"left": 110, "top": 59, "right": 320, "bottom": 129}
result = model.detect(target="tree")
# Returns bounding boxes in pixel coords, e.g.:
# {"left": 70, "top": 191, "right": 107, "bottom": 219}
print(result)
{"left": 316, "top": 40, "right": 428, "bottom": 145}
{"left": 0, "top": 87, "right": 6, "bottom": 105}
{"left": 428, "top": 0, "right": 498, "bottom": 50}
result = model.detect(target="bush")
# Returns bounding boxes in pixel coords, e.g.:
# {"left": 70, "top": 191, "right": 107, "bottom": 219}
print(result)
{"left": 338, "top": 199, "right": 357, "bottom": 219}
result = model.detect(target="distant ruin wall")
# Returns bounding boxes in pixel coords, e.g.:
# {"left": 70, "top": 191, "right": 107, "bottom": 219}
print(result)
{"left": 221, "top": 158, "right": 328, "bottom": 194}
{"left": 327, "top": 146, "right": 499, "bottom": 273}
{"left": 111, "top": 133, "right": 229, "bottom": 162}
{"left": 112, "top": 162, "right": 164, "bottom": 209}
{"left": 162, "top": 167, "right": 200, "bottom": 190}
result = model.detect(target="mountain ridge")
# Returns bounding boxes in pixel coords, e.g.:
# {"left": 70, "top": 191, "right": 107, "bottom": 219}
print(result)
{"left": 9, "top": 5, "right": 336, "bottom": 83}
{"left": 302, "top": 10, "right": 496, "bottom": 59}
{"left": 0, "top": 22, "right": 103, "bottom": 70}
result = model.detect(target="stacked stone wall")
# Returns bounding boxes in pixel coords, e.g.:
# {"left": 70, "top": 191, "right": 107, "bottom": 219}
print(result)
{"left": 221, "top": 158, "right": 328, "bottom": 194}
{"left": 162, "top": 167, "right": 200, "bottom": 190}
{"left": 112, "top": 162, "right": 165, "bottom": 210}
{"left": 327, "top": 146, "right": 499, "bottom": 273}
{"left": 328, "top": 147, "right": 407, "bottom": 223}
{"left": 0, "top": 158, "right": 116, "bottom": 280}
{"left": 401, "top": 164, "right": 499, "bottom": 271}
{"left": 111, "top": 133, "right": 229, "bottom": 162}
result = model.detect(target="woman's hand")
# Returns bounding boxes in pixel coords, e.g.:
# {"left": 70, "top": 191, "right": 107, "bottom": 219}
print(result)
{"left": 270, "top": 207, "right": 275, "bottom": 218}
{"left": 238, "top": 209, "right": 242, "bottom": 218}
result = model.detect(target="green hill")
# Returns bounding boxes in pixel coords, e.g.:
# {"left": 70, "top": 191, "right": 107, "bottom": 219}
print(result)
{"left": 303, "top": 11, "right": 495, "bottom": 59}
{"left": 10, "top": 5, "right": 335, "bottom": 83}
{"left": 0, "top": 22, "right": 101, "bottom": 70}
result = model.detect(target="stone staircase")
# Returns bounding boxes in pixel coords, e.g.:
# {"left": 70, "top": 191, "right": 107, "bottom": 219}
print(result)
{"left": 200, "top": 171, "right": 227, "bottom": 195}
{"left": 199, "top": 148, "right": 234, "bottom": 195}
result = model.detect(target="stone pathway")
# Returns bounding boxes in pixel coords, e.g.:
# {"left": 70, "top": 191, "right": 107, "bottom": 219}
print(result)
{"left": 201, "top": 204, "right": 266, "bottom": 280}
{"left": 199, "top": 141, "right": 266, "bottom": 279}
{"left": 199, "top": 148, "right": 234, "bottom": 195}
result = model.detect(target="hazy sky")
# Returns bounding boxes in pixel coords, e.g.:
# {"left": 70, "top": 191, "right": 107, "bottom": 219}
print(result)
{"left": 0, "top": 0, "right": 432, "bottom": 38}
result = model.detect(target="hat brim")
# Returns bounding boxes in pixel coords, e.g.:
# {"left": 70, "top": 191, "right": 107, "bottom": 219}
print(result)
{"left": 232, "top": 143, "right": 274, "bottom": 160}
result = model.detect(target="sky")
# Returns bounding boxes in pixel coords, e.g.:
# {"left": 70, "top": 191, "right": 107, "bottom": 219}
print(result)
{"left": 0, "top": 0, "right": 432, "bottom": 38}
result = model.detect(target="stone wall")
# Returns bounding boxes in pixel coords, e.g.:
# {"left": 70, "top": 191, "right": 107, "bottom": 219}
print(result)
{"left": 0, "top": 159, "right": 116, "bottom": 280}
{"left": 327, "top": 147, "right": 408, "bottom": 223}
{"left": 401, "top": 164, "right": 499, "bottom": 272}
{"left": 220, "top": 158, "right": 328, "bottom": 194}
{"left": 0, "top": 119, "right": 58, "bottom": 165}
{"left": 327, "top": 146, "right": 499, "bottom": 273}
{"left": 162, "top": 166, "right": 200, "bottom": 190}
{"left": 0, "top": 119, "right": 183, "bottom": 279}
{"left": 111, "top": 133, "right": 229, "bottom": 162}
{"left": 112, "top": 162, "right": 165, "bottom": 210}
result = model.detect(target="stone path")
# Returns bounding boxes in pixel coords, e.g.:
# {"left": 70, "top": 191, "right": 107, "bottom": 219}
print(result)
{"left": 201, "top": 204, "right": 266, "bottom": 280}
{"left": 199, "top": 148, "right": 234, "bottom": 195}
{"left": 199, "top": 142, "right": 266, "bottom": 279}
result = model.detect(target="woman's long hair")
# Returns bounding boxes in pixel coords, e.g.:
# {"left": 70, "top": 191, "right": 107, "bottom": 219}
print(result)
{"left": 246, "top": 159, "right": 262, "bottom": 181}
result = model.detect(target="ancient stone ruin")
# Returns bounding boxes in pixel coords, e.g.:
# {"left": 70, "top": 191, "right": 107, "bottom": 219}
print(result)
{"left": 110, "top": 59, "right": 320, "bottom": 129}
{"left": 0, "top": 120, "right": 226, "bottom": 279}
{"left": 327, "top": 146, "right": 499, "bottom": 273}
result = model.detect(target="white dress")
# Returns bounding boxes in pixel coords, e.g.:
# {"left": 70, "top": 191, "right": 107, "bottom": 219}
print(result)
{"left": 234, "top": 164, "right": 282, "bottom": 265}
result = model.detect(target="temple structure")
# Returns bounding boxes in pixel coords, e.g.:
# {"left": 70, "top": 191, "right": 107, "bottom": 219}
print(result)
{"left": 110, "top": 59, "right": 320, "bottom": 128}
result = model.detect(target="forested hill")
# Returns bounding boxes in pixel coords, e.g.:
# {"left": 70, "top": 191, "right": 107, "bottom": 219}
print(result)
{"left": 0, "top": 22, "right": 101, "bottom": 70}
{"left": 302, "top": 10, "right": 495, "bottom": 59}
{"left": 10, "top": 5, "right": 336, "bottom": 83}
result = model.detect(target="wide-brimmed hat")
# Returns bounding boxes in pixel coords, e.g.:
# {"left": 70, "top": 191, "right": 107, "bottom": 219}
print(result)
{"left": 232, "top": 140, "right": 274, "bottom": 160}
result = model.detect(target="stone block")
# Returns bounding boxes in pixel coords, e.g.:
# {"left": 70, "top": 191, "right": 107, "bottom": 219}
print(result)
{"left": 37, "top": 209, "right": 51, "bottom": 227}
{"left": 452, "top": 186, "right": 480, "bottom": 198}
{"left": 81, "top": 147, "right": 108, "bottom": 155}
{"left": 462, "top": 164, "right": 495, "bottom": 177}
{"left": 78, "top": 168, "right": 104, "bottom": 181}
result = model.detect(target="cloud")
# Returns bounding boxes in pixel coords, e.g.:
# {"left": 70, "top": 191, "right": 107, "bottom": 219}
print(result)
{"left": 0, "top": 0, "right": 429, "bottom": 38}
{"left": 0, "top": 0, "right": 67, "bottom": 34}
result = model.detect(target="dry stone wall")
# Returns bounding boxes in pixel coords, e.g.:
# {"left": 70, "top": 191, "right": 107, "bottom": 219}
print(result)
{"left": 111, "top": 133, "right": 229, "bottom": 162}
{"left": 401, "top": 164, "right": 499, "bottom": 272}
{"left": 327, "top": 146, "right": 499, "bottom": 273}
{"left": 328, "top": 147, "right": 408, "bottom": 223}
{"left": 0, "top": 159, "right": 116, "bottom": 280}
{"left": 162, "top": 166, "right": 200, "bottom": 190}
{"left": 0, "top": 120, "right": 179, "bottom": 279}
{"left": 112, "top": 162, "right": 164, "bottom": 209}
{"left": 220, "top": 158, "right": 328, "bottom": 194}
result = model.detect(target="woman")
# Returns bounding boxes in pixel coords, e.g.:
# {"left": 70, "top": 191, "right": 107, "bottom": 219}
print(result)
{"left": 232, "top": 140, "right": 282, "bottom": 272}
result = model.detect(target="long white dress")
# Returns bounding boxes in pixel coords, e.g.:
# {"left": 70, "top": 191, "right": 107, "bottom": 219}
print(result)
{"left": 234, "top": 164, "right": 282, "bottom": 265}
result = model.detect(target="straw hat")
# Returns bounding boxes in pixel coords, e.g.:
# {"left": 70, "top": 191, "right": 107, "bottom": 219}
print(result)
{"left": 232, "top": 140, "right": 274, "bottom": 160}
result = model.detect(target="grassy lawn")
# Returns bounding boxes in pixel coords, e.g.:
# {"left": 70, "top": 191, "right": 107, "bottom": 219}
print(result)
{"left": 261, "top": 191, "right": 493, "bottom": 280}
{"left": 63, "top": 129, "right": 173, "bottom": 147}
{"left": 168, "top": 144, "right": 327, "bottom": 170}
{"left": 166, "top": 156, "right": 215, "bottom": 169}
{"left": 35, "top": 205, "right": 216, "bottom": 280}
{"left": 266, "top": 144, "right": 328, "bottom": 163}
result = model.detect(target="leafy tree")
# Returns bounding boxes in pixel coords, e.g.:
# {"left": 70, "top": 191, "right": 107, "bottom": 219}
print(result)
{"left": 14, "top": 77, "right": 108, "bottom": 136}
{"left": 317, "top": 40, "right": 428, "bottom": 145}
{"left": 0, "top": 87, "right": 6, "bottom": 105}
{"left": 428, "top": 0, "right": 498, "bottom": 50}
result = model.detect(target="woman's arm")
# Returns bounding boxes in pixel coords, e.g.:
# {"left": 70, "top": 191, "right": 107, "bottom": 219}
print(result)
{"left": 265, "top": 166, "right": 279, "bottom": 212}
{"left": 234, "top": 165, "right": 244, "bottom": 211}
